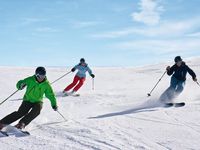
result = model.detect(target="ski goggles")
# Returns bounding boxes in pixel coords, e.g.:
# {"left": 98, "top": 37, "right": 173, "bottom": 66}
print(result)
{"left": 36, "top": 74, "right": 46, "bottom": 79}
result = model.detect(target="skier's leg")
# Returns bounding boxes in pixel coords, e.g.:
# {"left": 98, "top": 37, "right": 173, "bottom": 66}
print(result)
{"left": 159, "top": 76, "right": 177, "bottom": 102}
{"left": 175, "top": 81, "right": 185, "bottom": 96}
{"left": 18, "top": 102, "right": 43, "bottom": 126}
{"left": 167, "top": 77, "right": 179, "bottom": 100}
{"left": 0, "top": 101, "right": 32, "bottom": 125}
{"left": 159, "top": 87, "right": 173, "bottom": 102}
{"left": 64, "top": 76, "right": 79, "bottom": 92}
{"left": 73, "top": 77, "right": 86, "bottom": 92}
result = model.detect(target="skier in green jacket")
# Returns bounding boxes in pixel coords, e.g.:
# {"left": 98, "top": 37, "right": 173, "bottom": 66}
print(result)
{"left": 0, "top": 67, "right": 58, "bottom": 130}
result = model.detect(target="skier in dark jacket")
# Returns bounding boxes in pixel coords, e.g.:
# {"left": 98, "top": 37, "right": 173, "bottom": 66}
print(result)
{"left": 0, "top": 67, "right": 58, "bottom": 130}
{"left": 159, "top": 56, "right": 197, "bottom": 102}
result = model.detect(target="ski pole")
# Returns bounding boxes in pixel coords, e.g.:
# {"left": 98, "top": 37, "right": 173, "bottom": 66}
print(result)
{"left": 147, "top": 70, "right": 167, "bottom": 97}
{"left": 92, "top": 78, "right": 94, "bottom": 90}
{"left": 0, "top": 90, "right": 19, "bottom": 106}
{"left": 56, "top": 110, "right": 67, "bottom": 121}
{"left": 196, "top": 81, "right": 200, "bottom": 87}
{"left": 51, "top": 71, "right": 72, "bottom": 85}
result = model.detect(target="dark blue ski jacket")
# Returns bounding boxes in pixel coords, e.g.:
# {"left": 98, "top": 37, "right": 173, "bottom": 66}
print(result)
{"left": 167, "top": 62, "right": 196, "bottom": 81}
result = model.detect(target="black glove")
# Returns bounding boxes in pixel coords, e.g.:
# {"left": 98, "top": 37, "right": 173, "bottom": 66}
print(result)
{"left": 52, "top": 105, "right": 58, "bottom": 111}
{"left": 166, "top": 66, "right": 170, "bottom": 71}
{"left": 19, "top": 83, "right": 26, "bottom": 90}
{"left": 71, "top": 68, "right": 76, "bottom": 72}
{"left": 91, "top": 74, "right": 95, "bottom": 78}
{"left": 193, "top": 77, "right": 197, "bottom": 82}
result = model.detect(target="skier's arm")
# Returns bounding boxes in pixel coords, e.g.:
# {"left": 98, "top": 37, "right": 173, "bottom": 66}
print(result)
{"left": 87, "top": 66, "right": 92, "bottom": 75}
{"left": 187, "top": 66, "right": 197, "bottom": 80}
{"left": 45, "top": 83, "right": 57, "bottom": 108}
{"left": 87, "top": 66, "right": 95, "bottom": 78}
{"left": 167, "top": 65, "right": 175, "bottom": 75}
{"left": 16, "top": 78, "right": 28, "bottom": 90}
{"left": 71, "top": 64, "right": 78, "bottom": 72}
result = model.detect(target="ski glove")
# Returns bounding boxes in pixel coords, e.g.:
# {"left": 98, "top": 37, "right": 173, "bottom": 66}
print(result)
{"left": 193, "top": 77, "right": 197, "bottom": 82}
{"left": 71, "top": 68, "right": 76, "bottom": 72}
{"left": 19, "top": 83, "right": 26, "bottom": 90}
{"left": 166, "top": 66, "right": 170, "bottom": 71}
{"left": 91, "top": 74, "right": 95, "bottom": 78}
{"left": 52, "top": 105, "right": 58, "bottom": 111}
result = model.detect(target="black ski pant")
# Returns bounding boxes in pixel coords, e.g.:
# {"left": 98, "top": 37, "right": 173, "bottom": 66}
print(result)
{"left": 0, "top": 101, "right": 43, "bottom": 126}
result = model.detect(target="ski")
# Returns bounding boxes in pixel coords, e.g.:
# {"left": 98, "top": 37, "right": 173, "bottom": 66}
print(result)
{"left": 5, "top": 126, "right": 30, "bottom": 136}
{"left": 12, "top": 127, "right": 30, "bottom": 136}
{"left": 62, "top": 93, "right": 80, "bottom": 97}
{"left": 0, "top": 131, "right": 9, "bottom": 137}
{"left": 71, "top": 94, "right": 80, "bottom": 97}
{"left": 164, "top": 102, "right": 185, "bottom": 108}
{"left": 16, "top": 129, "right": 30, "bottom": 135}
{"left": 173, "top": 102, "right": 185, "bottom": 107}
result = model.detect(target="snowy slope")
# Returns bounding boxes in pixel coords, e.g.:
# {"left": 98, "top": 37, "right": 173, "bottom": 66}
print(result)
{"left": 0, "top": 58, "right": 200, "bottom": 150}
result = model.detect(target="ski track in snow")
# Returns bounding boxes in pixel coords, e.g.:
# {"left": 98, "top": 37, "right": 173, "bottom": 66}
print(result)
{"left": 1, "top": 59, "right": 200, "bottom": 150}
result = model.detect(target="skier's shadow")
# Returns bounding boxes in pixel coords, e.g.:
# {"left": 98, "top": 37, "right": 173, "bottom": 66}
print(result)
{"left": 89, "top": 100, "right": 162, "bottom": 119}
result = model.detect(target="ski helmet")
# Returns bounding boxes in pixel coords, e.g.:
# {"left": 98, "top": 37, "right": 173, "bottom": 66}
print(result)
{"left": 80, "top": 58, "right": 85, "bottom": 63}
{"left": 174, "top": 56, "right": 182, "bottom": 63}
{"left": 35, "top": 66, "right": 46, "bottom": 76}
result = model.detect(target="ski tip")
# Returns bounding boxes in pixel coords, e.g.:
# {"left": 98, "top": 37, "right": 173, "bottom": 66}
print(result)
{"left": 164, "top": 102, "right": 185, "bottom": 108}
{"left": 22, "top": 131, "right": 30, "bottom": 135}
{"left": 174, "top": 102, "right": 185, "bottom": 107}
{"left": 0, "top": 131, "right": 9, "bottom": 136}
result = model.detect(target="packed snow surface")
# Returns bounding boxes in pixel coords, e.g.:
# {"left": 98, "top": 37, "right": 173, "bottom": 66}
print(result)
{"left": 0, "top": 58, "right": 200, "bottom": 150}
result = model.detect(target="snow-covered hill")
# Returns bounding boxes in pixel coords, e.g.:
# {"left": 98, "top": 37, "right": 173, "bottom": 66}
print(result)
{"left": 0, "top": 58, "right": 200, "bottom": 150}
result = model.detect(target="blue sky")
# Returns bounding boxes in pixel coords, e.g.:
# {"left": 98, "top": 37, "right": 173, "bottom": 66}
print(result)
{"left": 0, "top": 0, "right": 200, "bottom": 67}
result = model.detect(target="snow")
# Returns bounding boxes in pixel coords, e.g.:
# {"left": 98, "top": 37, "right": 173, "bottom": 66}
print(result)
{"left": 0, "top": 59, "right": 200, "bottom": 150}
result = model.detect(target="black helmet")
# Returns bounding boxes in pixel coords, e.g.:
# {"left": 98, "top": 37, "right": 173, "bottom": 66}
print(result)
{"left": 174, "top": 56, "right": 182, "bottom": 63}
{"left": 35, "top": 67, "right": 46, "bottom": 76}
{"left": 80, "top": 58, "right": 85, "bottom": 63}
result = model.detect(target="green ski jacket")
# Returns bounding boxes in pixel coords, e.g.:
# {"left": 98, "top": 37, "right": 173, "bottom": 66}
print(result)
{"left": 17, "top": 76, "right": 57, "bottom": 107}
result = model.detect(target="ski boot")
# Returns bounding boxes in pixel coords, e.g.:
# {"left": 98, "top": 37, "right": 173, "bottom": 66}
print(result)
{"left": 15, "top": 122, "right": 25, "bottom": 129}
{"left": 0, "top": 123, "right": 6, "bottom": 130}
